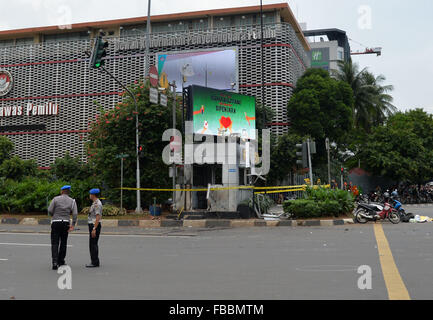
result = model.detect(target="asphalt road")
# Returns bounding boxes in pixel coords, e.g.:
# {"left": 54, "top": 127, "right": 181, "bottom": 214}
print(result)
{"left": 0, "top": 205, "right": 432, "bottom": 300}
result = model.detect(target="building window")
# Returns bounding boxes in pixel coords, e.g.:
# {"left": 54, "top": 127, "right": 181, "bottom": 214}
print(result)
{"left": 238, "top": 14, "right": 254, "bottom": 26}
{"left": 256, "top": 12, "right": 275, "bottom": 25}
{"left": 191, "top": 18, "right": 208, "bottom": 31}
{"left": 44, "top": 31, "right": 89, "bottom": 43}
{"left": 15, "top": 37, "right": 34, "bottom": 46}
{"left": 120, "top": 25, "right": 147, "bottom": 37}
{"left": 0, "top": 39, "right": 14, "bottom": 48}
{"left": 214, "top": 16, "right": 234, "bottom": 28}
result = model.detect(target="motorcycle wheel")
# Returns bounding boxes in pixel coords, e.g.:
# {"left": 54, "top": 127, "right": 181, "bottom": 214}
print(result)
{"left": 388, "top": 211, "right": 401, "bottom": 224}
{"left": 355, "top": 209, "right": 369, "bottom": 224}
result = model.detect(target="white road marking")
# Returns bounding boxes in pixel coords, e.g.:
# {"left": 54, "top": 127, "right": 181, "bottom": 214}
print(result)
{"left": 0, "top": 232, "right": 196, "bottom": 238}
{"left": 0, "top": 258, "right": 8, "bottom": 261}
{"left": 0, "top": 242, "right": 73, "bottom": 247}
{"left": 295, "top": 265, "right": 358, "bottom": 272}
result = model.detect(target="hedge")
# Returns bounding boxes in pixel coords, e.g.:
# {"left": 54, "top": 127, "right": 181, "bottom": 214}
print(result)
{"left": 283, "top": 187, "right": 355, "bottom": 219}
{"left": 0, "top": 177, "right": 97, "bottom": 214}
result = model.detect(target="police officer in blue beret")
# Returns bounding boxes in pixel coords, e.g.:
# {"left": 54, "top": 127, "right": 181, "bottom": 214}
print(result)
{"left": 48, "top": 185, "right": 78, "bottom": 270}
{"left": 86, "top": 188, "right": 103, "bottom": 268}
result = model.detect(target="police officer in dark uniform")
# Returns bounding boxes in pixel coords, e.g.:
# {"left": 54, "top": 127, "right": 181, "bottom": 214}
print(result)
{"left": 86, "top": 188, "right": 102, "bottom": 268}
{"left": 48, "top": 185, "right": 78, "bottom": 270}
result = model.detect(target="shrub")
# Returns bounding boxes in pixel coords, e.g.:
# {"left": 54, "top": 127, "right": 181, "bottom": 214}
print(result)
{"left": 283, "top": 186, "right": 355, "bottom": 219}
{"left": 0, "top": 176, "right": 100, "bottom": 214}
{"left": 284, "top": 200, "right": 320, "bottom": 219}
{"left": 239, "top": 194, "right": 274, "bottom": 214}
{"left": 0, "top": 178, "right": 67, "bottom": 213}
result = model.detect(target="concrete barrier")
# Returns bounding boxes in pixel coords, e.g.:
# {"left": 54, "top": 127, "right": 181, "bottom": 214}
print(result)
{"left": 20, "top": 218, "right": 38, "bottom": 226}
{"left": 139, "top": 220, "right": 161, "bottom": 228}
{"left": 101, "top": 219, "right": 118, "bottom": 227}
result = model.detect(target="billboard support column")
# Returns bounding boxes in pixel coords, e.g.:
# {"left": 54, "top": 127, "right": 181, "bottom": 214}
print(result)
{"left": 170, "top": 81, "right": 177, "bottom": 209}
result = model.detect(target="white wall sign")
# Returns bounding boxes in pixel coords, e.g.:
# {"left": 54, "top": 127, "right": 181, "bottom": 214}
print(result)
{"left": 114, "top": 27, "right": 277, "bottom": 52}
{"left": 0, "top": 102, "right": 59, "bottom": 117}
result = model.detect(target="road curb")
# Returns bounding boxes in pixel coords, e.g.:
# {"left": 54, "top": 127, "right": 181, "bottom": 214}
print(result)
{"left": 20, "top": 218, "right": 39, "bottom": 226}
{"left": 0, "top": 217, "right": 356, "bottom": 228}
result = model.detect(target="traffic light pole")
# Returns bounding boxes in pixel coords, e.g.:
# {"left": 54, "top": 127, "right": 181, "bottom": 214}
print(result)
{"left": 307, "top": 139, "right": 313, "bottom": 187}
{"left": 87, "top": 37, "right": 143, "bottom": 213}
{"left": 94, "top": 62, "right": 142, "bottom": 213}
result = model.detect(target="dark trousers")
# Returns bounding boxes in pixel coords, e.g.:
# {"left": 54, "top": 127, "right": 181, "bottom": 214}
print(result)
{"left": 88, "top": 223, "right": 101, "bottom": 265}
{"left": 51, "top": 221, "right": 70, "bottom": 265}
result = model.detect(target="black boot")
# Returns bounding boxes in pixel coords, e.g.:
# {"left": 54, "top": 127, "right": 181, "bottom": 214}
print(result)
{"left": 85, "top": 263, "right": 99, "bottom": 268}
{"left": 52, "top": 263, "right": 58, "bottom": 270}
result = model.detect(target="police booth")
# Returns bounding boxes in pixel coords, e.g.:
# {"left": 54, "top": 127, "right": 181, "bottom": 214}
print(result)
{"left": 172, "top": 85, "right": 257, "bottom": 218}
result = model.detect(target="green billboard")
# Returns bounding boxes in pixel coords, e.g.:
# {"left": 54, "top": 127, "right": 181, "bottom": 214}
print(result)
{"left": 190, "top": 85, "right": 256, "bottom": 140}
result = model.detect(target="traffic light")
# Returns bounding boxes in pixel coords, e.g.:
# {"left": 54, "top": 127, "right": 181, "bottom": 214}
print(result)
{"left": 89, "top": 34, "right": 108, "bottom": 69}
{"left": 138, "top": 145, "right": 145, "bottom": 158}
{"left": 296, "top": 142, "right": 308, "bottom": 168}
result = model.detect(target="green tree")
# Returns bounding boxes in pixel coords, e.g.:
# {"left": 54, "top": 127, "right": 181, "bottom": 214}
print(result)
{"left": 334, "top": 60, "right": 396, "bottom": 132}
{"left": 87, "top": 80, "right": 180, "bottom": 208}
{"left": 51, "top": 151, "right": 92, "bottom": 181}
{"left": 287, "top": 68, "right": 354, "bottom": 145}
{"left": 0, "top": 136, "right": 14, "bottom": 165}
{"left": 355, "top": 109, "right": 433, "bottom": 183}
{"left": 0, "top": 156, "right": 38, "bottom": 181}
{"left": 267, "top": 132, "right": 304, "bottom": 185}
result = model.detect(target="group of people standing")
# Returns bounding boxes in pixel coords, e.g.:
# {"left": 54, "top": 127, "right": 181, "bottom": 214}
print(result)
{"left": 48, "top": 185, "right": 103, "bottom": 270}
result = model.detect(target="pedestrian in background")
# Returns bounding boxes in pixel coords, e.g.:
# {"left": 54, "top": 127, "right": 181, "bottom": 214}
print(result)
{"left": 48, "top": 185, "right": 78, "bottom": 270}
{"left": 86, "top": 188, "right": 102, "bottom": 268}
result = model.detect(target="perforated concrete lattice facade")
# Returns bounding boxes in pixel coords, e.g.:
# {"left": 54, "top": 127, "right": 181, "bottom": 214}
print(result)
{"left": 0, "top": 23, "right": 309, "bottom": 167}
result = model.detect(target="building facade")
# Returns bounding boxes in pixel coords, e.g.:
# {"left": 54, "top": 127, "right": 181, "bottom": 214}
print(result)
{"left": 303, "top": 28, "right": 350, "bottom": 72}
{"left": 0, "top": 3, "right": 310, "bottom": 167}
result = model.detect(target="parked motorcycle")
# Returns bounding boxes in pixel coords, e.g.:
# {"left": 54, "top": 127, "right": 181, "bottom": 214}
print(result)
{"left": 391, "top": 197, "right": 414, "bottom": 223}
{"left": 354, "top": 200, "right": 401, "bottom": 224}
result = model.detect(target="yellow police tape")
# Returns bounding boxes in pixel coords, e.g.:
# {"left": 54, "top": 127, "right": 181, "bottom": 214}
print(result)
{"left": 118, "top": 185, "right": 330, "bottom": 193}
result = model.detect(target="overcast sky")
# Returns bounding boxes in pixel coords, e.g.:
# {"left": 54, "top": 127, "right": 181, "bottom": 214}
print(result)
{"left": 1, "top": 0, "right": 431, "bottom": 114}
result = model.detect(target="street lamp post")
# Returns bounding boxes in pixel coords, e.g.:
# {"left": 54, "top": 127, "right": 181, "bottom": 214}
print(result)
{"left": 145, "top": 0, "right": 151, "bottom": 77}
{"left": 171, "top": 81, "right": 177, "bottom": 208}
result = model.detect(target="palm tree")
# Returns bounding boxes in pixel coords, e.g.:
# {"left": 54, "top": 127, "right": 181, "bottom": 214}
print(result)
{"left": 361, "top": 72, "right": 396, "bottom": 128}
{"left": 332, "top": 60, "right": 396, "bottom": 132}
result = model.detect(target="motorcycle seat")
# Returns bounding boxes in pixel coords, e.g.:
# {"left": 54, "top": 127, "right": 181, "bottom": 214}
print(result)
{"left": 360, "top": 203, "right": 382, "bottom": 211}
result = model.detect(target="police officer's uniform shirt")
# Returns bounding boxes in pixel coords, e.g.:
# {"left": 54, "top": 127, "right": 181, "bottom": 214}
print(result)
{"left": 48, "top": 194, "right": 78, "bottom": 225}
{"left": 88, "top": 199, "right": 103, "bottom": 224}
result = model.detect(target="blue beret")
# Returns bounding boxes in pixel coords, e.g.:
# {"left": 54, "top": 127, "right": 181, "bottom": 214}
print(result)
{"left": 89, "top": 188, "right": 100, "bottom": 195}
{"left": 61, "top": 185, "right": 71, "bottom": 190}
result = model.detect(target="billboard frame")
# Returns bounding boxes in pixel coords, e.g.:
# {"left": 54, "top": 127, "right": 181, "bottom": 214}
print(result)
{"left": 155, "top": 46, "right": 239, "bottom": 93}
{"left": 187, "top": 84, "right": 256, "bottom": 140}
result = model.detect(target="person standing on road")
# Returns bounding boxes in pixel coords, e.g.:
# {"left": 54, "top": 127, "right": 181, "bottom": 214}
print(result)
{"left": 48, "top": 185, "right": 78, "bottom": 270}
{"left": 86, "top": 188, "right": 102, "bottom": 268}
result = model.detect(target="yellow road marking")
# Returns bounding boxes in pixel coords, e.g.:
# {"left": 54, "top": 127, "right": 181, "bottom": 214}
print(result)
{"left": 373, "top": 223, "right": 411, "bottom": 300}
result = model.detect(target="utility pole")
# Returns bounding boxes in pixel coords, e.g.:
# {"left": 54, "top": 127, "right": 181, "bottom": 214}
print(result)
{"left": 260, "top": 0, "right": 266, "bottom": 127}
{"left": 121, "top": 156, "right": 124, "bottom": 213}
{"left": 145, "top": 0, "right": 151, "bottom": 77}
{"left": 116, "top": 153, "right": 129, "bottom": 214}
{"left": 326, "top": 138, "right": 331, "bottom": 185}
